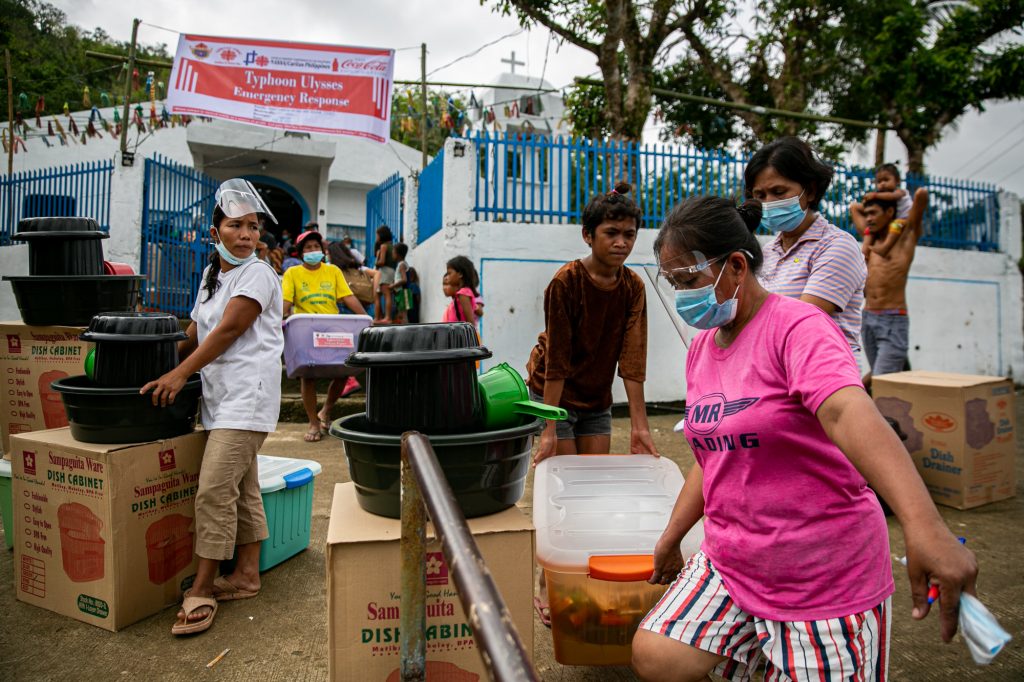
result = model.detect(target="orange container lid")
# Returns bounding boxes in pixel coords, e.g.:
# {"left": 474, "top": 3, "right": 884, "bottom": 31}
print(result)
{"left": 588, "top": 554, "right": 654, "bottom": 582}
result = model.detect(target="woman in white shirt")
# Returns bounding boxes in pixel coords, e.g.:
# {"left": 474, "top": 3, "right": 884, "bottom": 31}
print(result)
{"left": 142, "top": 179, "right": 284, "bottom": 636}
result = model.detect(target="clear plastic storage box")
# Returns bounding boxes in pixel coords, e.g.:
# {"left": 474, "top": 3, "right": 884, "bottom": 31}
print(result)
{"left": 534, "top": 454, "right": 703, "bottom": 666}
{"left": 283, "top": 314, "right": 371, "bottom": 379}
{"left": 256, "top": 454, "right": 322, "bottom": 572}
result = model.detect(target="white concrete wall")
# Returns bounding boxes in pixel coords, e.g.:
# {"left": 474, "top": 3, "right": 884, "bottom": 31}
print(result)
{"left": 327, "top": 186, "right": 369, "bottom": 228}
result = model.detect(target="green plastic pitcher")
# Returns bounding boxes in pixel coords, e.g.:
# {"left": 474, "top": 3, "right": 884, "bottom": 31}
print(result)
{"left": 479, "top": 362, "right": 567, "bottom": 429}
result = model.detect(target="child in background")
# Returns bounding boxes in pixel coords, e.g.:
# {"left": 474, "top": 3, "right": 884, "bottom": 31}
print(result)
{"left": 850, "top": 162, "right": 912, "bottom": 238}
{"left": 392, "top": 243, "right": 411, "bottom": 324}
{"left": 374, "top": 225, "right": 398, "bottom": 323}
{"left": 526, "top": 182, "right": 657, "bottom": 626}
{"left": 441, "top": 256, "right": 481, "bottom": 326}
{"left": 406, "top": 266, "right": 421, "bottom": 323}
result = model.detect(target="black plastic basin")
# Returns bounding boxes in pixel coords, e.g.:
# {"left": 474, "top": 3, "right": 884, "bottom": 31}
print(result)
{"left": 83, "top": 312, "right": 184, "bottom": 338}
{"left": 16, "top": 217, "right": 102, "bottom": 233}
{"left": 51, "top": 374, "right": 202, "bottom": 444}
{"left": 3, "top": 275, "right": 144, "bottom": 326}
{"left": 329, "top": 413, "right": 542, "bottom": 518}
{"left": 346, "top": 322, "right": 492, "bottom": 433}
{"left": 13, "top": 231, "right": 109, "bottom": 276}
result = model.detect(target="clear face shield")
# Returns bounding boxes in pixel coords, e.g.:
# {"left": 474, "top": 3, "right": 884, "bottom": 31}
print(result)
{"left": 215, "top": 178, "right": 278, "bottom": 225}
{"left": 642, "top": 250, "right": 724, "bottom": 350}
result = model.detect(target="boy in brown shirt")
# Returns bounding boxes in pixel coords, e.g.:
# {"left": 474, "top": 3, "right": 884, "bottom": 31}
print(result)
{"left": 527, "top": 182, "right": 656, "bottom": 464}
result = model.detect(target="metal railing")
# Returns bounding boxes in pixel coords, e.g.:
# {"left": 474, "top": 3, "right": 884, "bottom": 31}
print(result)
{"left": 366, "top": 172, "right": 405, "bottom": 265}
{"left": 1, "top": 160, "right": 114, "bottom": 245}
{"left": 400, "top": 432, "right": 537, "bottom": 682}
{"left": 416, "top": 150, "right": 445, "bottom": 244}
{"left": 470, "top": 132, "right": 1002, "bottom": 252}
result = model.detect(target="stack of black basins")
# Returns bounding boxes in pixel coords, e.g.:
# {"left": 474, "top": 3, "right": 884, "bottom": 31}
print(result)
{"left": 330, "top": 322, "right": 544, "bottom": 519}
{"left": 50, "top": 312, "right": 203, "bottom": 444}
{"left": 2, "top": 217, "right": 144, "bottom": 325}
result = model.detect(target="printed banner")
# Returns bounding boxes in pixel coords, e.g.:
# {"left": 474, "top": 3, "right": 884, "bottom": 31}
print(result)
{"left": 167, "top": 34, "right": 394, "bottom": 143}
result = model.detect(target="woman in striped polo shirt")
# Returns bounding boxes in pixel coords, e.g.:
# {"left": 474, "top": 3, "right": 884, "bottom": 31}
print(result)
{"left": 747, "top": 137, "right": 867, "bottom": 354}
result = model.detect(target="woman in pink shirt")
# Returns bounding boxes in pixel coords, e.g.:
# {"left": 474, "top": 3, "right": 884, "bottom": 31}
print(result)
{"left": 631, "top": 196, "right": 976, "bottom": 681}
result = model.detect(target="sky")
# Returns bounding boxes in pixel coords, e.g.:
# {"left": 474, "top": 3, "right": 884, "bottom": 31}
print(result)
{"left": 51, "top": 0, "right": 1024, "bottom": 197}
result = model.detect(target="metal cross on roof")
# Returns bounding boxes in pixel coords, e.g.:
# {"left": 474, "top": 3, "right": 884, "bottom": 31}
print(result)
{"left": 501, "top": 50, "right": 525, "bottom": 75}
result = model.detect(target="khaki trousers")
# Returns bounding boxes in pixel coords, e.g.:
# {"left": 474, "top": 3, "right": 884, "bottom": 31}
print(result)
{"left": 194, "top": 429, "right": 269, "bottom": 560}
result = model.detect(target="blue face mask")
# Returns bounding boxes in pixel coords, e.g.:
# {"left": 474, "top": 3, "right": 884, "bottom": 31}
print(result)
{"left": 674, "top": 261, "right": 741, "bottom": 329}
{"left": 759, "top": 193, "right": 810, "bottom": 233}
{"left": 213, "top": 233, "right": 257, "bottom": 267}
{"left": 303, "top": 252, "right": 325, "bottom": 265}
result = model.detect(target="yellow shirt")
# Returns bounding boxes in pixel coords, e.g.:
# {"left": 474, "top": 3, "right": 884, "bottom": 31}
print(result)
{"left": 282, "top": 263, "right": 353, "bottom": 315}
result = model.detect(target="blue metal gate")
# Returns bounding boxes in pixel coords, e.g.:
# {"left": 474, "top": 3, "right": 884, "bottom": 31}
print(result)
{"left": 365, "top": 172, "right": 405, "bottom": 266}
{"left": 417, "top": 151, "right": 444, "bottom": 243}
{"left": 141, "top": 154, "right": 219, "bottom": 317}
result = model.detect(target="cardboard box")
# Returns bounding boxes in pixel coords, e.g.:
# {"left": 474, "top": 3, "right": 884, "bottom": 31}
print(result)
{"left": 10, "top": 428, "right": 206, "bottom": 631}
{"left": 327, "top": 483, "right": 534, "bottom": 681}
{"left": 1, "top": 322, "right": 91, "bottom": 454}
{"left": 873, "top": 371, "right": 1016, "bottom": 510}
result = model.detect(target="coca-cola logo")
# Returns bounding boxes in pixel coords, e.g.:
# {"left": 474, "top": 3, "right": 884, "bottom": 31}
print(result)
{"left": 338, "top": 59, "right": 388, "bottom": 72}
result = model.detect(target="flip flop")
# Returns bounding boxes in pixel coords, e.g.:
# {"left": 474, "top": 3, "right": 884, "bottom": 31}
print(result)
{"left": 533, "top": 595, "right": 551, "bottom": 628}
{"left": 213, "top": 575, "right": 260, "bottom": 602}
{"left": 304, "top": 427, "right": 323, "bottom": 443}
{"left": 171, "top": 591, "right": 218, "bottom": 635}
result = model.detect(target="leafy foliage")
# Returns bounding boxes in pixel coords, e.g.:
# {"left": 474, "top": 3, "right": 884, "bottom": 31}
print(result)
{"left": 1, "top": 0, "right": 172, "bottom": 122}
{"left": 389, "top": 88, "right": 468, "bottom": 157}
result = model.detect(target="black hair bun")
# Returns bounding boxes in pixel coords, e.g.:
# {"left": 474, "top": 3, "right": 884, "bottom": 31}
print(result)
{"left": 736, "top": 199, "right": 762, "bottom": 233}
{"left": 613, "top": 181, "right": 632, "bottom": 195}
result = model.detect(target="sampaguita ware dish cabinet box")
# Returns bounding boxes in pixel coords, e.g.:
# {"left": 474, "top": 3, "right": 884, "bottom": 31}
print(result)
{"left": 872, "top": 371, "right": 1016, "bottom": 510}
{"left": 0, "top": 322, "right": 91, "bottom": 453}
{"left": 326, "top": 482, "right": 533, "bottom": 681}
{"left": 10, "top": 428, "right": 207, "bottom": 631}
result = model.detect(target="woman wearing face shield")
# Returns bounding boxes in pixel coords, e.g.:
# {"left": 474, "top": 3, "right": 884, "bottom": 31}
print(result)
{"left": 747, "top": 137, "right": 867, "bottom": 354}
{"left": 630, "top": 196, "right": 977, "bottom": 681}
{"left": 142, "top": 179, "right": 284, "bottom": 636}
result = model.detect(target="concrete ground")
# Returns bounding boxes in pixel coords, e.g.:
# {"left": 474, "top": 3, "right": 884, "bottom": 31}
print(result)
{"left": 1, "top": 398, "right": 1022, "bottom": 681}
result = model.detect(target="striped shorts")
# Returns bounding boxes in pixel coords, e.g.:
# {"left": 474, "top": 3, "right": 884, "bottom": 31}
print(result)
{"left": 639, "top": 551, "right": 891, "bottom": 681}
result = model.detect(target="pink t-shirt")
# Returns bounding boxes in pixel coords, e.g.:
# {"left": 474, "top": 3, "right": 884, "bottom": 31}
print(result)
{"left": 683, "top": 294, "right": 893, "bottom": 621}
{"left": 442, "top": 287, "right": 479, "bottom": 325}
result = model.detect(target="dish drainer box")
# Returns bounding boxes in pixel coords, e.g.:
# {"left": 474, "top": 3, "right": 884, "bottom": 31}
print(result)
{"left": 256, "top": 454, "right": 322, "bottom": 571}
{"left": 0, "top": 322, "right": 91, "bottom": 453}
{"left": 872, "top": 371, "right": 1016, "bottom": 510}
{"left": 9, "top": 428, "right": 207, "bottom": 631}
{"left": 1, "top": 457, "right": 12, "bottom": 549}
{"left": 326, "top": 482, "right": 534, "bottom": 681}
{"left": 283, "top": 314, "right": 371, "bottom": 379}
{"left": 533, "top": 454, "right": 704, "bottom": 667}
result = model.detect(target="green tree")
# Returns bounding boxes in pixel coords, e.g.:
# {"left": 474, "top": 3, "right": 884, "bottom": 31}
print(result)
{"left": 389, "top": 87, "right": 467, "bottom": 156}
{"left": 483, "top": 0, "right": 717, "bottom": 142}
{"left": 1, "top": 0, "right": 171, "bottom": 128}
{"left": 834, "top": 0, "right": 1024, "bottom": 173}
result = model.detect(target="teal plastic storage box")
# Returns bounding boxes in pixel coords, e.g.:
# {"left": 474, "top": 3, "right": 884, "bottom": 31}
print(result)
{"left": 257, "top": 454, "right": 322, "bottom": 572}
{"left": 0, "top": 458, "right": 11, "bottom": 550}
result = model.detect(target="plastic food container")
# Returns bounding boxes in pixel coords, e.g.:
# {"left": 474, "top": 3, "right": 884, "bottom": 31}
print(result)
{"left": 534, "top": 454, "right": 703, "bottom": 666}
{"left": 0, "top": 458, "right": 12, "bottom": 550}
{"left": 283, "top": 313, "right": 371, "bottom": 379}
{"left": 329, "top": 413, "right": 540, "bottom": 519}
{"left": 50, "top": 374, "right": 202, "bottom": 444}
{"left": 3, "top": 275, "right": 144, "bottom": 326}
{"left": 256, "top": 454, "right": 322, "bottom": 571}
{"left": 346, "top": 322, "right": 492, "bottom": 433}
{"left": 478, "top": 362, "right": 567, "bottom": 429}
{"left": 81, "top": 312, "right": 187, "bottom": 387}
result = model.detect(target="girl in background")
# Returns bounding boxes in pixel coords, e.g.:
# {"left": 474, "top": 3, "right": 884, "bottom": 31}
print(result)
{"left": 374, "top": 225, "right": 398, "bottom": 323}
{"left": 441, "top": 255, "right": 481, "bottom": 326}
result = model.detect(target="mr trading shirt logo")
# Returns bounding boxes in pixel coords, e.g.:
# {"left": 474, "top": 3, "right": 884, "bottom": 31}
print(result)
{"left": 684, "top": 394, "right": 758, "bottom": 435}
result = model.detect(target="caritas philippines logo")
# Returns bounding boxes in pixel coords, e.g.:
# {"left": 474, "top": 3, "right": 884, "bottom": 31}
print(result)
{"left": 190, "top": 42, "right": 211, "bottom": 59}
{"left": 425, "top": 552, "right": 449, "bottom": 586}
{"left": 23, "top": 450, "right": 37, "bottom": 476}
{"left": 158, "top": 448, "right": 177, "bottom": 472}
{"left": 243, "top": 50, "right": 270, "bottom": 67}
{"left": 6, "top": 334, "right": 21, "bottom": 354}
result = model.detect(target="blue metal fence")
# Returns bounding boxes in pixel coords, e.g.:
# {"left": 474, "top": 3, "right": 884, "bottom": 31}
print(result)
{"left": 365, "top": 172, "right": 405, "bottom": 266}
{"left": 1, "top": 160, "right": 114, "bottom": 245}
{"left": 325, "top": 223, "right": 367, "bottom": 255}
{"left": 417, "top": 151, "right": 444, "bottom": 244}
{"left": 141, "top": 154, "right": 219, "bottom": 317}
{"left": 471, "top": 132, "right": 1002, "bottom": 252}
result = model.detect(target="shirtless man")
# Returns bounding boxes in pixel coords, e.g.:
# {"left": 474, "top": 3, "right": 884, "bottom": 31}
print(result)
{"left": 859, "top": 187, "right": 928, "bottom": 387}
